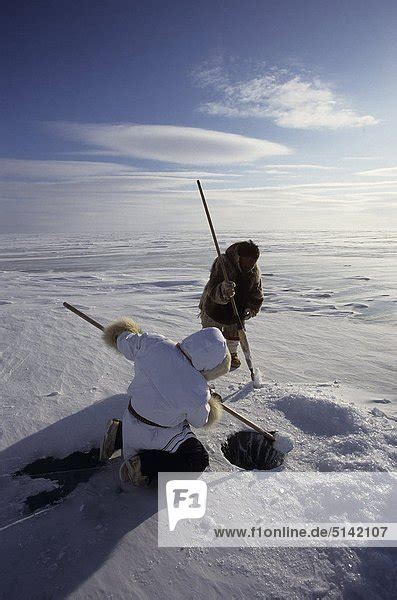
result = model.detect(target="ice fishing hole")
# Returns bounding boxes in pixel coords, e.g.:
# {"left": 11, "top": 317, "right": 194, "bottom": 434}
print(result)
{"left": 221, "top": 430, "right": 284, "bottom": 471}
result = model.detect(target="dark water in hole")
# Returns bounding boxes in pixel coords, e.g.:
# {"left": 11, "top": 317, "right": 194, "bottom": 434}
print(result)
{"left": 221, "top": 431, "right": 284, "bottom": 470}
{"left": 14, "top": 448, "right": 102, "bottom": 512}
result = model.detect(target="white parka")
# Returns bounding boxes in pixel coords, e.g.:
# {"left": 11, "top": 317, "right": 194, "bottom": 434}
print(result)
{"left": 117, "top": 327, "right": 228, "bottom": 459}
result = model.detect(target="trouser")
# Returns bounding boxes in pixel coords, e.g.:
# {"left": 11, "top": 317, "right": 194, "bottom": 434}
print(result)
{"left": 200, "top": 310, "right": 239, "bottom": 354}
{"left": 114, "top": 423, "right": 209, "bottom": 477}
{"left": 139, "top": 437, "right": 209, "bottom": 477}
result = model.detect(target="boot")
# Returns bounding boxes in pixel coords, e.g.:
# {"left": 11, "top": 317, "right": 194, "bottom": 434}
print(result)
{"left": 230, "top": 353, "right": 241, "bottom": 370}
{"left": 119, "top": 455, "right": 150, "bottom": 487}
{"left": 99, "top": 418, "right": 121, "bottom": 462}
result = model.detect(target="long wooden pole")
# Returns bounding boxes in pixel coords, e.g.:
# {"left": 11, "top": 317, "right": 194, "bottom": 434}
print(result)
{"left": 196, "top": 180, "right": 255, "bottom": 380}
{"left": 63, "top": 302, "right": 104, "bottom": 331}
{"left": 221, "top": 403, "right": 275, "bottom": 442}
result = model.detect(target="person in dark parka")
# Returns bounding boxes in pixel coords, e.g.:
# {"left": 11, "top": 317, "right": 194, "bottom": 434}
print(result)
{"left": 199, "top": 240, "right": 264, "bottom": 369}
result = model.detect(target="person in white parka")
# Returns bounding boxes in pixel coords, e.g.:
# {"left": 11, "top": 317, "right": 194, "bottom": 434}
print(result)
{"left": 100, "top": 317, "right": 231, "bottom": 486}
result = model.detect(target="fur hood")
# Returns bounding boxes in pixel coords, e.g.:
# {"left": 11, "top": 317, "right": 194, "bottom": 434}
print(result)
{"left": 224, "top": 242, "right": 243, "bottom": 271}
{"left": 204, "top": 393, "right": 223, "bottom": 427}
{"left": 179, "top": 327, "right": 230, "bottom": 379}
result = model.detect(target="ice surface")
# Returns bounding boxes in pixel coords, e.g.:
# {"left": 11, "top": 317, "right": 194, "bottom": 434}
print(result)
{"left": 272, "top": 433, "right": 294, "bottom": 454}
{"left": 0, "top": 231, "right": 396, "bottom": 598}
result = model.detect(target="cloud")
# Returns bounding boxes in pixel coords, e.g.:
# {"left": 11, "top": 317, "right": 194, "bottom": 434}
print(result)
{"left": 343, "top": 156, "right": 380, "bottom": 161}
{"left": 1, "top": 178, "right": 191, "bottom": 200}
{"left": 251, "top": 163, "right": 335, "bottom": 176}
{"left": 261, "top": 164, "right": 334, "bottom": 170}
{"left": 0, "top": 159, "right": 245, "bottom": 208}
{"left": 179, "top": 180, "right": 397, "bottom": 214}
{"left": 188, "top": 179, "right": 397, "bottom": 208}
{"left": 3, "top": 171, "right": 395, "bottom": 233}
{"left": 0, "top": 159, "right": 136, "bottom": 181}
{"left": 0, "top": 159, "right": 240, "bottom": 183}
{"left": 210, "top": 180, "right": 397, "bottom": 191}
{"left": 193, "top": 60, "right": 378, "bottom": 130}
{"left": 357, "top": 166, "right": 397, "bottom": 177}
{"left": 47, "top": 123, "right": 291, "bottom": 166}
{"left": 4, "top": 159, "right": 395, "bottom": 211}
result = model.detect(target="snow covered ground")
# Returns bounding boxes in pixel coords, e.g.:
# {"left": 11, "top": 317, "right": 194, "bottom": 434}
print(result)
{"left": 0, "top": 231, "right": 396, "bottom": 598}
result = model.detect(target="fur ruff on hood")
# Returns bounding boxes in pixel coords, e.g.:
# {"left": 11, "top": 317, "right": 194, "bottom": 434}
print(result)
{"left": 200, "top": 352, "right": 231, "bottom": 381}
{"left": 103, "top": 318, "right": 142, "bottom": 350}
{"left": 224, "top": 242, "right": 243, "bottom": 271}
{"left": 203, "top": 393, "right": 223, "bottom": 428}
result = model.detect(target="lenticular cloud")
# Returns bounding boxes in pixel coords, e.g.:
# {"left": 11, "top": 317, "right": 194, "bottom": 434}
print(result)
{"left": 49, "top": 122, "right": 292, "bottom": 166}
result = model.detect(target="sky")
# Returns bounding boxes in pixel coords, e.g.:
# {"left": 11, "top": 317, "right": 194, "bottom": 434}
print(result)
{"left": 1, "top": 0, "right": 397, "bottom": 233}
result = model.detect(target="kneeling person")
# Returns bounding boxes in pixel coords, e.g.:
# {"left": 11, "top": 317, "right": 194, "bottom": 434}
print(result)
{"left": 100, "top": 318, "right": 230, "bottom": 486}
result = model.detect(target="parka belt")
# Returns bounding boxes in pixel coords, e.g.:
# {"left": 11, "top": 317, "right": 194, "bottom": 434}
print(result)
{"left": 128, "top": 402, "right": 170, "bottom": 429}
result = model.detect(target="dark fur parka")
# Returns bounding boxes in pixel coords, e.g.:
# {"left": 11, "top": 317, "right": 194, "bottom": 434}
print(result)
{"left": 199, "top": 242, "right": 263, "bottom": 325}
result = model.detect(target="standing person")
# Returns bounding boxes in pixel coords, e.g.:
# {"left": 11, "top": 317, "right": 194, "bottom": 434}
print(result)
{"left": 100, "top": 318, "right": 231, "bottom": 486}
{"left": 199, "top": 240, "right": 263, "bottom": 369}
